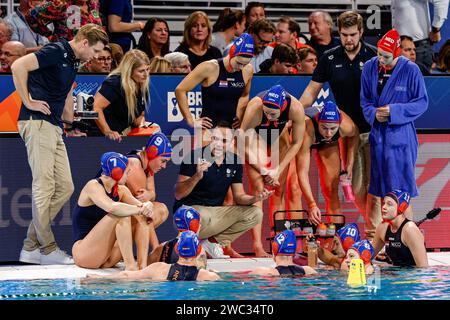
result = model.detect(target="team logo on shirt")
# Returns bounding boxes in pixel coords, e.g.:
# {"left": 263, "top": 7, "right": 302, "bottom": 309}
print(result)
{"left": 219, "top": 80, "right": 228, "bottom": 88}
{"left": 226, "top": 168, "right": 236, "bottom": 178}
{"left": 328, "top": 55, "right": 334, "bottom": 60}
{"left": 359, "top": 61, "right": 364, "bottom": 70}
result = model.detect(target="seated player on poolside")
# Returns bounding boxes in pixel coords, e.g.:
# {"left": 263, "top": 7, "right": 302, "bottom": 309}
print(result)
{"left": 341, "top": 240, "right": 375, "bottom": 275}
{"left": 250, "top": 230, "right": 317, "bottom": 277}
{"left": 147, "top": 206, "right": 207, "bottom": 269}
{"left": 372, "top": 190, "right": 428, "bottom": 267}
{"left": 87, "top": 231, "right": 220, "bottom": 281}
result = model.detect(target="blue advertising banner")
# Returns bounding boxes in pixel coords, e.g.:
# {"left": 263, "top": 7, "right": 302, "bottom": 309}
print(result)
{"left": 1, "top": 74, "right": 450, "bottom": 133}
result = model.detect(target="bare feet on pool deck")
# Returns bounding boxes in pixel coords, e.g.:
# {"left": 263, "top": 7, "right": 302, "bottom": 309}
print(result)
{"left": 224, "top": 245, "right": 245, "bottom": 258}
{"left": 253, "top": 246, "right": 271, "bottom": 258}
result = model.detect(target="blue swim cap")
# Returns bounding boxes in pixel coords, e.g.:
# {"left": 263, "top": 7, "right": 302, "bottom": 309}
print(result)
{"left": 262, "top": 85, "right": 288, "bottom": 112}
{"left": 177, "top": 231, "right": 202, "bottom": 258}
{"left": 145, "top": 132, "right": 172, "bottom": 160}
{"left": 385, "top": 189, "right": 411, "bottom": 214}
{"left": 174, "top": 206, "right": 200, "bottom": 233}
{"left": 336, "top": 223, "right": 361, "bottom": 252}
{"left": 316, "top": 101, "right": 341, "bottom": 123}
{"left": 229, "top": 33, "right": 255, "bottom": 58}
{"left": 272, "top": 230, "right": 296, "bottom": 256}
{"left": 101, "top": 152, "right": 129, "bottom": 182}
{"left": 350, "top": 240, "right": 375, "bottom": 265}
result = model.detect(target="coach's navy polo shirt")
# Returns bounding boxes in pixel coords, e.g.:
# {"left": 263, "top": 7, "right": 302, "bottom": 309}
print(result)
{"left": 97, "top": 74, "right": 147, "bottom": 133}
{"left": 312, "top": 42, "right": 377, "bottom": 134}
{"left": 173, "top": 147, "right": 244, "bottom": 212}
{"left": 18, "top": 40, "right": 79, "bottom": 127}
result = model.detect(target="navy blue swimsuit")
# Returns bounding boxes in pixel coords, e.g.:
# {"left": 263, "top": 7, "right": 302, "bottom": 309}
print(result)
{"left": 160, "top": 238, "right": 179, "bottom": 264}
{"left": 167, "top": 263, "right": 199, "bottom": 281}
{"left": 305, "top": 106, "right": 340, "bottom": 149}
{"left": 255, "top": 91, "right": 292, "bottom": 147}
{"left": 201, "top": 59, "right": 245, "bottom": 126}
{"left": 275, "top": 265, "right": 306, "bottom": 277}
{"left": 72, "top": 178, "right": 119, "bottom": 243}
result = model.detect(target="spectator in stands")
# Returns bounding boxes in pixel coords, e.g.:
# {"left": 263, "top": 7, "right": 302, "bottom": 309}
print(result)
{"left": 257, "top": 16, "right": 309, "bottom": 72}
{"left": 94, "top": 49, "right": 150, "bottom": 142}
{"left": 175, "top": 11, "right": 222, "bottom": 69}
{"left": 13, "top": 24, "right": 108, "bottom": 265}
{"left": 28, "top": 0, "right": 103, "bottom": 42}
{"left": 164, "top": 52, "right": 192, "bottom": 73}
{"left": 248, "top": 18, "right": 276, "bottom": 73}
{"left": 431, "top": 39, "right": 450, "bottom": 74}
{"left": 78, "top": 44, "right": 113, "bottom": 73}
{"left": 149, "top": 56, "right": 171, "bottom": 73}
{"left": 296, "top": 46, "right": 318, "bottom": 74}
{"left": 391, "top": 0, "right": 449, "bottom": 71}
{"left": 400, "top": 35, "right": 430, "bottom": 75}
{"left": 0, "top": 41, "right": 27, "bottom": 72}
{"left": 0, "top": 18, "right": 13, "bottom": 50}
{"left": 109, "top": 42, "right": 124, "bottom": 69}
{"left": 307, "top": 11, "right": 340, "bottom": 59}
{"left": 299, "top": 11, "right": 379, "bottom": 239}
{"left": 6, "top": 0, "right": 49, "bottom": 54}
{"left": 137, "top": 18, "right": 170, "bottom": 61}
{"left": 258, "top": 43, "right": 297, "bottom": 74}
{"left": 244, "top": 2, "right": 265, "bottom": 30}
{"left": 212, "top": 8, "right": 246, "bottom": 56}
{"left": 101, "top": 0, "right": 144, "bottom": 53}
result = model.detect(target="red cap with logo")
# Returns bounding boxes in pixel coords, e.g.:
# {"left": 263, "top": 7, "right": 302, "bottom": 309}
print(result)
{"left": 377, "top": 29, "right": 401, "bottom": 58}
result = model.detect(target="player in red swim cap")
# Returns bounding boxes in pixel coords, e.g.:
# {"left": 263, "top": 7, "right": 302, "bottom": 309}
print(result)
{"left": 296, "top": 101, "right": 359, "bottom": 225}
{"left": 361, "top": 29, "right": 428, "bottom": 226}
{"left": 72, "top": 152, "right": 154, "bottom": 271}
{"left": 250, "top": 230, "right": 317, "bottom": 277}
{"left": 125, "top": 132, "right": 173, "bottom": 251}
{"left": 87, "top": 231, "right": 220, "bottom": 281}
{"left": 240, "top": 84, "right": 305, "bottom": 256}
{"left": 371, "top": 189, "right": 428, "bottom": 267}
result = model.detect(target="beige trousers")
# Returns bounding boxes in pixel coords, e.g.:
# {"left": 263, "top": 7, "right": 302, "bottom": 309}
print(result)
{"left": 18, "top": 120, "right": 74, "bottom": 254}
{"left": 192, "top": 205, "right": 263, "bottom": 247}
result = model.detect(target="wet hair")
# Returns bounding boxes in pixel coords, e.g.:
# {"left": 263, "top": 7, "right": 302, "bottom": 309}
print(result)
{"left": 215, "top": 120, "right": 232, "bottom": 129}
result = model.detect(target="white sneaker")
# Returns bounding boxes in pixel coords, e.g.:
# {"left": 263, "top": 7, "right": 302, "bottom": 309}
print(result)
{"left": 40, "top": 248, "right": 74, "bottom": 265}
{"left": 201, "top": 240, "right": 230, "bottom": 259}
{"left": 19, "top": 248, "right": 41, "bottom": 264}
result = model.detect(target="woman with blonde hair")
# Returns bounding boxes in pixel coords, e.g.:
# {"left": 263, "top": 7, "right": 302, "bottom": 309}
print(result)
{"left": 174, "top": 11, "right": 222, "bottom": 69}
{"left": 149, "top": 56, "right": 171, "bottom": 73}
{"left": 94, "top": 49, "right": 150, "bottom": 142}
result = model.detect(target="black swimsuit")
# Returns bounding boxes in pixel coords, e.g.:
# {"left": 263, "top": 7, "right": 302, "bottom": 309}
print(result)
{"left": 167, "top": 263, "right": 200, "bottom": 281}
{"left": 385, "top": 219, "right": 417, "bottom": 267}
{"left": 275, "top": 265, "right": 306, "bottom": 277}
{"left": 160, "top": 238, "right": 179, "bottom": 264}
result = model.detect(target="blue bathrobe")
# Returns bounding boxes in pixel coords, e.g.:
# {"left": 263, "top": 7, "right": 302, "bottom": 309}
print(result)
{"left": 360, "top": 56, "right": 428, "bottom": 198}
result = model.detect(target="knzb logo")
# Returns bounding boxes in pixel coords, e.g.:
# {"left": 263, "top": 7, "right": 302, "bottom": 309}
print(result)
{"left": 167, "top": 91, "right": 202, "bottom": 122}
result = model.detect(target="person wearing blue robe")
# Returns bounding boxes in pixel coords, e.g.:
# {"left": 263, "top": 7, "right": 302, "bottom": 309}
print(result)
{"left": 360, "top": 29, "right": 428, "bottom": 200}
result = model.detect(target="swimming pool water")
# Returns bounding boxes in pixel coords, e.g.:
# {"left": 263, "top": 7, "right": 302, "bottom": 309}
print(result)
{"left": 1, "top": 266, "right": 450, "bottom": 300}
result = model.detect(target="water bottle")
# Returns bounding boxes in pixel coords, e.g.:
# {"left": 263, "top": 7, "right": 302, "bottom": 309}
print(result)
{"left": 340, "top": 171, "right": 355, "bottom": 203}
{"left": 327, "top": 223, "right": 336, "bottom": 236}
{"left": 317, "top": 223, "right": 327, "bottom": 237}
{"left": 307, "top": 237, "right": 318, "bottom": 268}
